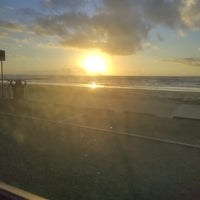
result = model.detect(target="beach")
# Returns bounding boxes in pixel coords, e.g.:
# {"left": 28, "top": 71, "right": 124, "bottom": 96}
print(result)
{"left": 2, "top": 0, "right": 200, "bottom": 198}
{"left": 25, "top": 84, "right": 200, "bottom": 118}
{"left": 0, "top": 84, "right": 200, "bottom": 199}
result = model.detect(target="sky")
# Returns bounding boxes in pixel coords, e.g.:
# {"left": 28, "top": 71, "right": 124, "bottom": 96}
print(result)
{"left": 0, "top": 0, "right": 200, "bottom": 76}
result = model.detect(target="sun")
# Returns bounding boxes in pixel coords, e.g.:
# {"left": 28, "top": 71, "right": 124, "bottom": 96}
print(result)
{"left": 83, "top": 55, "right": 107, "bottom": 74}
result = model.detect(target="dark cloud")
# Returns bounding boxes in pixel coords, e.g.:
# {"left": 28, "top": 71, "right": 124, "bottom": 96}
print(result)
{"left": 32, "top": 12, "right": 91, "bottom": 36}
{"left": 141, "top": 0, "right": 183, "bottom": 27}
{"left": 32, "top": 0, "right": 192, "bottom": 55}
{"left": 163, "top": 57, "right": 200, "bottom": 67}
{"left": 1, "top": 0, "right": 200, "bottom": 55}
{"left": 32, "top": 0, "right": 153, "bottom": 54}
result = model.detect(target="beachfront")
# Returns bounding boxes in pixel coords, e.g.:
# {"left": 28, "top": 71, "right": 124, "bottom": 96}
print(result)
{"left": 0, "top": 85, "right": 200, "bottom": 199}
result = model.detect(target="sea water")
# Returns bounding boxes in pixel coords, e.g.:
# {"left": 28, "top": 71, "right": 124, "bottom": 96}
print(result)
{"left": 4, "top": 75, "right": 200, "bottom": 92}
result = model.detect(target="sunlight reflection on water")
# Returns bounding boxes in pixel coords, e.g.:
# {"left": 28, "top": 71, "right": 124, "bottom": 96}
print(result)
{"left": 90, "top": 82, "right": 97, "bottom": 88}
{"left": 27, "top": 80, "right": 200, "bottom": 92}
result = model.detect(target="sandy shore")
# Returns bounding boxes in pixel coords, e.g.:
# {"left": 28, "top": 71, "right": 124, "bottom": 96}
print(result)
{"left": 0, "top": 85, "right": 200, "bottom": 199}
{"left": 23, "top": 84, "right": 200, "bottom": 119}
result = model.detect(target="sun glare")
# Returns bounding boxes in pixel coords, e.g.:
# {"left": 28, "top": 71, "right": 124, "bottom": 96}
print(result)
{"left": 90, "top": 81, "right": 97, "bottom": 88}
{"left": 83, "top": 55, "right": 107, "bottom": 74}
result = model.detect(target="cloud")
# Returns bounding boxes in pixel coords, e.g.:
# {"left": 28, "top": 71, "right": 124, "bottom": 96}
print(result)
{"left": 0, "top": 20, "right": 23, "bottom": 32}
{"left": 163, "top": 57, "right": 200, "bottom": 66}
{"left": 32, "top": 12, "right": 90, "bottom": 36}
{"left": 0, "top": 32, "right": 8, "bottom": 38}
{"left": 41, "top": 0, "right": 85, "bottom": 9}
{"left": 32, "top": 0, "right": 192, "bottom": 55}
{"left": 1, "top": 0, "right": 200, "bottom": 55}
{"left": 180, "top": 0, "right": 200, "bottom": 30}
{"left": 0, "top": 6, "right": 42, "bottom": 23}
{"left": 0, "top": 7, "right": 42, "bottom": 36}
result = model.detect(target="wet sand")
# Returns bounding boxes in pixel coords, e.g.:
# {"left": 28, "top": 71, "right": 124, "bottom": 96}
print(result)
{"left": 0, "top": 85, "right": 200, "bottom": 199}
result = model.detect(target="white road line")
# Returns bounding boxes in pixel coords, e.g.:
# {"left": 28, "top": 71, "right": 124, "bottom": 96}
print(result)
{"left": 0, "top": 111, "right": 200, "bottom": 149}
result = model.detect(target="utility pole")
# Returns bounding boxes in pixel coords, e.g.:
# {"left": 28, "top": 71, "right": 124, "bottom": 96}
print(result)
{"left": 0, "top": 50, "right": 5, "bottom": 99}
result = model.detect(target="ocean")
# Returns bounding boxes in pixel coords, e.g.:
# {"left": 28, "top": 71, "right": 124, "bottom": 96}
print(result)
{"left": 4, "top": 75, "right": 200, "bottom": 92}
